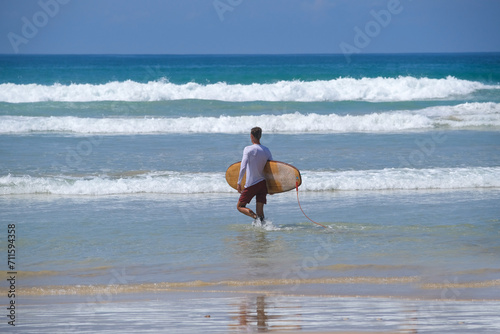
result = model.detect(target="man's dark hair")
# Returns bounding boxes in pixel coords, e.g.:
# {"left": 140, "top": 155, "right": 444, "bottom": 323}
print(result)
{"left": 251, "top": 127, "right": 262, "bottom": 140}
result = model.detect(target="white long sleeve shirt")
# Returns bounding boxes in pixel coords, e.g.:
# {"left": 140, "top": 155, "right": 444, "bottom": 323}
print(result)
{"left": 237, "top": 144, "right": 273, "bottom": 188}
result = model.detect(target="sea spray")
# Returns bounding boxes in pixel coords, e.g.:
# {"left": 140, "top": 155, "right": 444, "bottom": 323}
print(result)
{"left": 1, "top": 102, "right": 500, "bottom": 134}
{"left": 1, "top": 76, "right": 496, "bottom": 103}
{"left": 2, "top": 167, "right": 499, "bottom": 195}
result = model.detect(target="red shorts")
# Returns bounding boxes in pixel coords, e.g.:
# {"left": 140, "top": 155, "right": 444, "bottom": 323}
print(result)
{"left": 238, "top": 180, "right": 268, "bottom": 205}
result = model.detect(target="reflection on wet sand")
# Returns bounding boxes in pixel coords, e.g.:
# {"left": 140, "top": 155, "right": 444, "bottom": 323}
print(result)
{"left": 229, "top": 228, "right": 299, "bottom": 280}
{"left": 228, "top": 294, "right": 420, "bottom": 333}
{"left": 19, "top": 292, "right": 500, "bottom": 333}
{"left": 230, "top": 295, "right": 302, "bottom": 332}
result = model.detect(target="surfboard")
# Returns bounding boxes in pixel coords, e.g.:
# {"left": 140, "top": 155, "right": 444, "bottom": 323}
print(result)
{"left": 225, "top": 160, "right": 301, "bottom": 194}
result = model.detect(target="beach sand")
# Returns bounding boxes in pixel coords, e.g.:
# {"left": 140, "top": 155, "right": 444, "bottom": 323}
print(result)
{"left": 9, "top": 280, "right": 500, "bottom": 333}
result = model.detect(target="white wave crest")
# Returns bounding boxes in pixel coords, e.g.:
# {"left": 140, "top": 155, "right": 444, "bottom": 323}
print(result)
{"left": 301, "top": 167, "right": 500, "bottom": 192}
{"left": 1, "top": 103, "right": 499, "bottom": 134}
{"left": 419, "top": 102, "right": 500, "bottom": 128}
{"left": 0, "top": 112, "right": 431, "bottom": 134}
{"left": 0, "top": 172, "right": 226, "bottom": 196}
{"left": 2, "top": 167, "right": 499, "bottom": 196}
{"left": 0, "top": 76, "right": 495, "bottom": 103}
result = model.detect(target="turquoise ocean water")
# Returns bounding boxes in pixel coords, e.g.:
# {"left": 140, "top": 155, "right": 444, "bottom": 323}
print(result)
{"left": 1, "top": 54, "right": 500, "bottom": 332}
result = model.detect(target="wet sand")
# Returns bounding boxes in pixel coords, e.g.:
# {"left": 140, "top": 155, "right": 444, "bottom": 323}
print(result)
{"left": 13, "top": 289, "right": 500, "bottom": 333}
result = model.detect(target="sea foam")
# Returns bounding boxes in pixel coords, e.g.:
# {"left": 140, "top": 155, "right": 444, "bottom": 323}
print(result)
{"left": 0, "top": 76, "right": 496, "bottom": 103}
{"left": 2, "top": 167, "right": 499, "bottom": 196}
{"left": 1, "top": 102, "right": 499, "bottom": 134}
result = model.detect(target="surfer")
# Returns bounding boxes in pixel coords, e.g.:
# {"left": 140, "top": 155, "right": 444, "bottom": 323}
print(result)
{"left": 237, "top": 127, "right": 273, "bottom": 222}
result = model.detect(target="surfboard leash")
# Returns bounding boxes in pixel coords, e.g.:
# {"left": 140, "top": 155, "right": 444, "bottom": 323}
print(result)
{"left": 295, "top": 178, "right": 327, "bottom": 228}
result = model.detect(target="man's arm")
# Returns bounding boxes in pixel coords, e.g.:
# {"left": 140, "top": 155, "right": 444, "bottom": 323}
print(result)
{"left": 237, "top": 148, "right": 248, "bottom": 193}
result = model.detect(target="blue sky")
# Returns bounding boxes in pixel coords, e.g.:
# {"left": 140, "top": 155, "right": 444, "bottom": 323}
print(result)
{"left": 1, "top": 0, "right": 500, "bottom": 54}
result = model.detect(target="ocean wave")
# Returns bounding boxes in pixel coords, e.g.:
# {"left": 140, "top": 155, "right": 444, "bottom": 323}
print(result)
{"left": 16, "top": 276, "right": 423, "bottom": 296}
{"left": 419, "top": 102, "right": 500, "bottom": 128}
{"left": 300, "top": 167, "right": 500, "bottom": 192}
{"left": 0, "top": 76, "right": 496, "bottom": 103}
{"left": 2, "top": 167, "right": 499, "bottom": 196}
{"left": 1, "top": 103, "right": 499, "bottom": 134}
{"left": 15, "top": 277, "right": 500, "bottom": 296}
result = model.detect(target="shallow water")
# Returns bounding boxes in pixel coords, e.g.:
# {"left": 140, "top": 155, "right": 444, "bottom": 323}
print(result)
{"left": 1, "top": 53, "right": 499, "bottom": 332}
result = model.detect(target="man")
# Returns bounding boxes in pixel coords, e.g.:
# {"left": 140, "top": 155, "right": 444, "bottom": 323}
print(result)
{"left": 237, "top": 127, "right": 273, "bottom": 222}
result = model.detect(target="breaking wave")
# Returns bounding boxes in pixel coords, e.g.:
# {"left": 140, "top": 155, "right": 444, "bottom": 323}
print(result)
{"left": 2, "top": 167, "right": 499, "bottom": 196}
{"left": 1, "top": 102, "right": 499, "bottom": 134}
{"left": 0, "top": 76, "right": 497, "bottom": 103}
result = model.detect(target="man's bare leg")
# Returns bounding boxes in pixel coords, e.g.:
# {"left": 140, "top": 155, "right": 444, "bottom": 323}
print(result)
{"left": 237, "top": 201, "right": 257, "bottom": 219}
{"left": 256, "top": 202, "right": 265, "bottom": 221}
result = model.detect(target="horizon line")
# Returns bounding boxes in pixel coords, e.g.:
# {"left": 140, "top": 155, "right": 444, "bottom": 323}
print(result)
{"left": 1, "top": 51, "right": 500, "bottom": 56}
